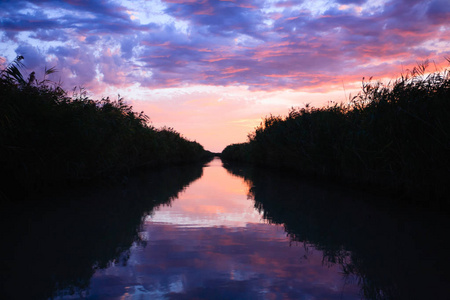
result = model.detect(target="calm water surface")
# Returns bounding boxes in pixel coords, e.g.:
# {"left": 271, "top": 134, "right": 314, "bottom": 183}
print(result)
{"left": 86, "top": 158, "right": 360, "bottom": 299}
{"left": 1, "top": 158, "right": 449, "bottom": 299}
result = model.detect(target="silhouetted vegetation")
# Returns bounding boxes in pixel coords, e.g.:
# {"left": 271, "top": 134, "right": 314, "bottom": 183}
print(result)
{"left": 223, "top": 162, "right": 450, "bottom": 300}
{"left": 222, "top": 62, "right": 450, "bottom": 203}
{"left": 0, "top": 163, "right": 204, "bottom": 299}
{"left": 0, "top": 56, "right": 212, "bottom": 198}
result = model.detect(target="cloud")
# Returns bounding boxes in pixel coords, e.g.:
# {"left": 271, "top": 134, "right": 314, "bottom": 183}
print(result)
{"left": 1, "top": 9, "right": 61, "bottom": 38}
{"left": 1, "top": 0, "right": 449, "bottom": 93}
{"left": 335, "top": 0, "right": 366, "bottom": 4}
{"left": 38, "top": 0, "right": 130, "bottom": 22}
{"left": 426, "top": 0, "right": 450, "bottom": 23}
{"left": 14, "top": 44, "right": 46, "bottom": 70}
{"left": 163, "top": 0, "right": 266, "bottom": 37}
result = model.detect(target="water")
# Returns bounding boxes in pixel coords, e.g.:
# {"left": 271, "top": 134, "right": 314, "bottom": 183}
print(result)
{"left": 1, "top": 158, "right": 449, "bottom": 299}
{"left": 86, "top": 158, "right": 360, "bottom": 299}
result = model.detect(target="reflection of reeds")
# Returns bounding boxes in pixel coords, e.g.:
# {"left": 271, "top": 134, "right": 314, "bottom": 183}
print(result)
{"left": 223, "top": 162, "right": 450, "bottom": 300}
{"left": 0, "top": 57, "right": 212, "bottom": 198}
{"left": 1, "top": 161, "right": 204, "bottom": 299}
{"left": 222, "top": 61, "right": 450, "bottom": 203}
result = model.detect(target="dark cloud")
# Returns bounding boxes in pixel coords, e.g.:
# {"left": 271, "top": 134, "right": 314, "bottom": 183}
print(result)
{"left": 1, "top": 11, "right": 61, "bottom": 34}
{"left": 29, "top": 29, "right": 70, "bottom": 42}
{"left": 35, "top": 0, "right": 130, "bottom": 21}
{"left": 85, "top": 35, "right": 100, "bottom": 44}
{"left": 0, "top": 0, "right": 139, "bottom": 36}
{"left": 334, "top": 0, "right": 366, "bottom": 4}
{"left": 121, "top": 36, "right": 139, "bottom": 60}
{"left": 15, "top": 44, "right": 46, "bottom": 70}
{"left": 48, "top": 46, "right": 77, "bottom": 58}
{"left": 426, "top": 0, "right": 450, "bottom": 23}
{"left": 163, "top": 0, "right": 267, "bottom": 39}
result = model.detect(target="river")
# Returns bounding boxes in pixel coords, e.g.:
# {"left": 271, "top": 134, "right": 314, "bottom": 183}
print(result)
{"left": 1, "top": 157, "right": 448, "bottom": 299}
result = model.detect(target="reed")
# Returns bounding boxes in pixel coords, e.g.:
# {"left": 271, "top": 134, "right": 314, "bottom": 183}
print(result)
{"left": 222, "top": 61, "right": 450, "bottom": 203}
{"left": 0, "top": 56, "right": 212, "bottom": 198}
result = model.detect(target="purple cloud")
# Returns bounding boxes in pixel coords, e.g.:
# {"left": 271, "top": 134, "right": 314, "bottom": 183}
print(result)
{"left": 14, "top": 44, "right": 46, "bottom": 70}
{"left": 426, "top": 0, "right": 450, "bottom": 23}
{"left": 35, "top": 0, "right": 130, "bottom": 22}
{"left": 0, "top": 0, "right": 449, "bottom": 92}
{"left": 335, "top": 0, "right": 366, "bottom": 4}
{"left": 163, "top": 0, "right": 267, "bottom": 39}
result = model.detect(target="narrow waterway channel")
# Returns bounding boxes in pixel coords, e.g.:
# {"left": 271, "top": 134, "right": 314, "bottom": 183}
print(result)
{"left": 1, "top": 158, "right": 448, "bottom": 299}
{"left": 86, "top": 158, "right": 361, "bottom": 299}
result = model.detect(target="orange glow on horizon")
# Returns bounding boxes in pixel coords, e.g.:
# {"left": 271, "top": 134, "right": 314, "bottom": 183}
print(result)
{"left": 84, "top": 59, "right": 449, "bottom": 153}
{"left": 148, "top": 158, "right": 262, "bottom": 227}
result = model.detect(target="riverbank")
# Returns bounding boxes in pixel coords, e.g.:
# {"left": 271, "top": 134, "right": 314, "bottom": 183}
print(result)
{"left": 222, "top": 63, "right": 450, "bottom": 206}
{"left": 0, "top": 57, "right": 213, "bottom": 200}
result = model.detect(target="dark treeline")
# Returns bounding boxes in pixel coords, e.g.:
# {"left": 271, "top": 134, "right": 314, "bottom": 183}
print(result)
{"left": 0, "top": 162, "right": 204, "bottom": 299}
{"left": 222, "top": 62, "right": 450, "bottom": 203}
{"left": 0, "top": 57, "right": 213, "bottom": 198}
{"left": 223, "top": 162, "right": 450, "bottom": 300}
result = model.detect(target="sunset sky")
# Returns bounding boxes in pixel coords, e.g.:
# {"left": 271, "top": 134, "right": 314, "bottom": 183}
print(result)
{"left": 1, "top": 0, "right": 449, "bottom": 152}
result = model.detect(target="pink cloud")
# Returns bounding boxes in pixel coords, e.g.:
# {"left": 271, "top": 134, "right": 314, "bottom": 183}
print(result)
{"left": 222, "top": 67, "right": 249, "bottom": 74}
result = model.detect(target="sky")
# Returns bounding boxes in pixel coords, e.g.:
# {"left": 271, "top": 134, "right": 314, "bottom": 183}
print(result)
{"left": 1, "top": 0, "right": 449, "bottom": 152}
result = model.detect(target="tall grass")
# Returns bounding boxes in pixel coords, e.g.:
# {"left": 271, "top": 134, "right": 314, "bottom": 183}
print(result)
{"left": 222, "top": 62, "right": 450, "bottom": 202}
{"left": 0, "top": 56, "right": 212, "bottom": 198}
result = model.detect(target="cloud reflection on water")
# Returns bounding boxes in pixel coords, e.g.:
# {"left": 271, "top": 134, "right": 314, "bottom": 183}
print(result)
{"left": 86, "top": 158, "right": 361, "bottom": 299}
{"left": 90, "top": 223, "right": 360, "bottom": 300}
